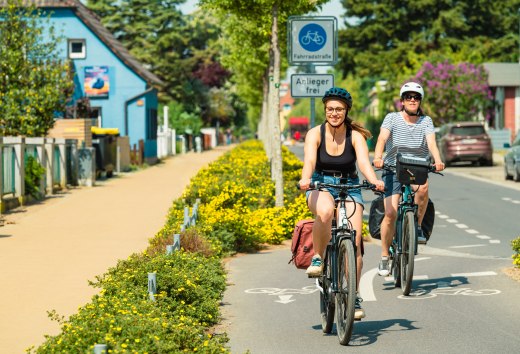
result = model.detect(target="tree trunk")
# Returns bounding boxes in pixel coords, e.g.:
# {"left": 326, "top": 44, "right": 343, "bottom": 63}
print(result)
{"left": 259, "top": 71, "right": 271, "bottom": 159}
{"left": 268, "top": 2, "right": 284, "bottom": 207}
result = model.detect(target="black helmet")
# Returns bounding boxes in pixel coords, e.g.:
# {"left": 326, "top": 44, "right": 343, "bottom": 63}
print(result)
{"left": 322, "top": 87, "right": 353, "bottom": 108}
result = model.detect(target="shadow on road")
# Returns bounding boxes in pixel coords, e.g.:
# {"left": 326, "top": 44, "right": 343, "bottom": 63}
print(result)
{"left": 349, "top": 318, "right": 419, "bottom": 346}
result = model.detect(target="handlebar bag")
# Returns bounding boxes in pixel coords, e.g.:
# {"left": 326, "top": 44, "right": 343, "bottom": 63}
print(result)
{"left": 289, "top": 219, "right": 314, "bottom": 269}
{"left": 396, "top": 153, "right": 430, "bottom": 185}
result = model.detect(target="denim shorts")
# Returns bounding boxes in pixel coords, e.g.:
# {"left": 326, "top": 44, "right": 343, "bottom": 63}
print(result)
{"left": 306, "top": 171, "right": 364, "bottom": 206}
{"left": 382, "top": 172, "right": 402, "bottom": 197}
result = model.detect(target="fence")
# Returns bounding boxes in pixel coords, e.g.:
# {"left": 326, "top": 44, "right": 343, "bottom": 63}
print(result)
{"left": 0, "top": 136, "right": 94, "bottom": 213}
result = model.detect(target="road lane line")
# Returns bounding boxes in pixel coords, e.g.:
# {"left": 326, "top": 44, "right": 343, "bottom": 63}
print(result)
{"left": 449, "top": 244, "right": 486, "bottom": 249}
{"left": 359, "top": 268, "right": 378, "bottom": 302}
{"left": 447, "top": 219, "right": 458, "bottom": 223}
{"left": 489, "top": 240, "right": 501, "bottom": 244}
{"left": 477, "top": 235, "right": 491, "bottom": 239}
{"left": 465, "top": 229, "right": 479, "bottom": 234}
{"left": 455, "top": 223, "right": 468, "bottom": 228}
{"left": 451, "top": 271, "right": 497, "bottom": 277}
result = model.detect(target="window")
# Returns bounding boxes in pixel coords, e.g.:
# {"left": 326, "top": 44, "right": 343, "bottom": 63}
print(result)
{"left": 68, "top": 39, "right": 86, "bottom": 59}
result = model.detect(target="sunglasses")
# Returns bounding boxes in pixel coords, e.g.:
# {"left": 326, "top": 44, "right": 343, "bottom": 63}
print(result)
{"left": 403, "top": 94, "right": 422, "bottom": 101}
{"left": 325, "top": 107, "right": 346, "bottom": 114}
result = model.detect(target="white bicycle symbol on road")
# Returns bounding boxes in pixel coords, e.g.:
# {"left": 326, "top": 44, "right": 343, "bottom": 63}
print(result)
{"left": 399, "top": 287, "right": 501, "bottom": 300}
{"left": 245, "top": 285, "right": 318, "bottom": 295}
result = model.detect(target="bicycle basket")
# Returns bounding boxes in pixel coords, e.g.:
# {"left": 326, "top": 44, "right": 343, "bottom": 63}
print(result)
{"left": 396, "top": 153, "right": 430, "bottom": 185}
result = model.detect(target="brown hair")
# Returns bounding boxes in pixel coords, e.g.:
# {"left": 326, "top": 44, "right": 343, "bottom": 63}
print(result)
{"left": 345, "top": 116, "right": 372, "bottom": 140}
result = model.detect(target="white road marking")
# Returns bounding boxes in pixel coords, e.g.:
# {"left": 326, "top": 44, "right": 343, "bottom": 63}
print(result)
{"left": 447, "top": 219, "right": 458, "bottom": 223}
{"left": 451, "top": 271, "right": 497, "bottom": 277}
{"left": 513, "top": 200, "right": 520, "bottom": 204}
{"left": 359, "top": 268, "right": 378, "bottom": 302}
{"left": 275, "top": 295, "right": 295, "bottom": 304}
{"left": 438, "top": 214, "right": 449, "bottom": 219}
{"left": 449, "top": 244, "right": 486, "bottom": 249}
{"left": 455, "top": 224, "right": 468, "bottom": 229}
{"left": 384, "top": 274, "right": 428, "bottom": 281}
{"left": 489, "top": 240, "right": 501, "bottom": 244}
{"left": 465, "top": 229, "right": 479, "bottom": 234}
{"left": 477, "top": 235, "right": 491, "bottom": 239}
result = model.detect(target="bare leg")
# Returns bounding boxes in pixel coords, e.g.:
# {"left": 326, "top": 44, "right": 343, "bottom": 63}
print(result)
{"left": 380, "top": 194, "right": 400, "bottom": 257}
{"left": 413, "top": 181, "right": 429, "bottom": 226}
{"left": 307, "top": 190, "right": 335, "bottom": 258}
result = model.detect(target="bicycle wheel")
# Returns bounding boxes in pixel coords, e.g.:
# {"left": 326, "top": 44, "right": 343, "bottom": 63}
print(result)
{"left": 390, "top": 242, "right": 401, "bottom": 288}
{"left": 335, "top": 239, "right": 356, "bottom": 345}
{"left": 400, "top": 210, "right": 416, "bottom": 295}
{"left": 319, "top": 249, "right": 334, "bottom": 333}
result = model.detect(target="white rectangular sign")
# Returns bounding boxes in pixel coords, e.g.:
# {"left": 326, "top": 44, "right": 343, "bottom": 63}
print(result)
{"left": 288, "top": 16, "right": 337, "bottom": 65}
{"left": 291, "top": 74, "right": 334, "bottom": 98}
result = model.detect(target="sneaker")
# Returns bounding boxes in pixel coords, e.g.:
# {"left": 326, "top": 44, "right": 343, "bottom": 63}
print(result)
{"left": 378, "top": 257, "right": 390, "bottom": 276}
{"left": 417, "top": 227, "right": 427, "bottom": 244}
{"left": 355, "top": 295, "right": 365, "bottom": 320}
{"left": 306, "top": 255, "right": 323, "bottom": 277}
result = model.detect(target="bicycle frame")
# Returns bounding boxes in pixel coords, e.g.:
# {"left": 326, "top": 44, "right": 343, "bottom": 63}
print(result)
{"left": 393, "top": 184, "right": 418, "bottom": 257}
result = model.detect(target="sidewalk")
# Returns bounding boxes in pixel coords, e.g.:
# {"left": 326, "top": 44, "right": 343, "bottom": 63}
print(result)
{"left": 0, "top": 145, "right": 233, "bottom": 353}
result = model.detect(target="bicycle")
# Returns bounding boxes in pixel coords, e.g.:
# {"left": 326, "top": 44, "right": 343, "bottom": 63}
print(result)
{"left": 378, "top": 152, "right": 443, "bottom": 296}
{"left": 303, "top": 180, "right": 377, "bottom": 345}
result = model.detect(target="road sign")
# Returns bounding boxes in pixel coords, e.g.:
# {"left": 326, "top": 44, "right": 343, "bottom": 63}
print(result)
{"left": 288, "top": 16, "right": 337, "bottom": 65}
{"left": 291, "top": 74, "right": 334, "bottom": 98}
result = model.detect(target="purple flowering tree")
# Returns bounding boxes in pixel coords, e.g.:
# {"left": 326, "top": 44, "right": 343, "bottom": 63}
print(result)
{"left": 410, "top": 61, "right": 493, "bottom": 125}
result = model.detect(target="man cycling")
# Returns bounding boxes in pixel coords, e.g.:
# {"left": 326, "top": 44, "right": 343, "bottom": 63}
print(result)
{"left": 372, "top": 82, "right": 445, "bottom": 276}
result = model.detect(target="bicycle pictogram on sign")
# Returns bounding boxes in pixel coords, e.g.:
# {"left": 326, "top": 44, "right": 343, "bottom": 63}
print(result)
{"left": 298, "top": 23, "right": 327, "bottom": 52}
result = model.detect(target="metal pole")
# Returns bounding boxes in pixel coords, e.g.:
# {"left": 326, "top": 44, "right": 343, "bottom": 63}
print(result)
{"left": 309, "top": 64, "right": 316, "bottom": 128}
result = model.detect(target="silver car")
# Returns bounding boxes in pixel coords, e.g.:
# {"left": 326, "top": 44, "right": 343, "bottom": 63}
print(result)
{"left": 504, "top": 133, "right": 520, "bottom": 181}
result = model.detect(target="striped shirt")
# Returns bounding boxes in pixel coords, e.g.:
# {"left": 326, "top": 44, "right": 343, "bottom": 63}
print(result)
{"left": 381, "top": 111, "right": 435, "bottom": 166}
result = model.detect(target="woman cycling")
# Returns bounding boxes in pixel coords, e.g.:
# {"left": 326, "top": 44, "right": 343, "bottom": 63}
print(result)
{"left": 298, "top": 86, "right": 384, "bottom": 320}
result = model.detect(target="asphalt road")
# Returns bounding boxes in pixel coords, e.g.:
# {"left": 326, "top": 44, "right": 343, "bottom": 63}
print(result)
{"left": 221, "top": 144, "right": 520, "bottom": 353}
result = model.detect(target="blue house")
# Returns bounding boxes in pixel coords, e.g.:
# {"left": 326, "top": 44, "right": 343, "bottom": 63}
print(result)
{"left": 36, "top": 0, "right": 163, "bottom": 161}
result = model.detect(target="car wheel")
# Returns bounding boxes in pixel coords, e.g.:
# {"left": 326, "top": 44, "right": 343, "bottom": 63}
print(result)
{"left": 514, "top": 162, "right": 520, "bottom": 182}
{"left": 505, "top": 164, "right": 513, "bottom": 180}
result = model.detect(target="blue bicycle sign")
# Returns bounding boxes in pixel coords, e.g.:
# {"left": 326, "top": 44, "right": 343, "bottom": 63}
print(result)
{"left": 298, "top": 23, "right": 326, "bottom": 52}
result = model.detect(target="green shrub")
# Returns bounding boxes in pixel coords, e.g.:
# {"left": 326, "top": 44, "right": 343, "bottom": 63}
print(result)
{"left": 512, "top": 237, "right": 520, "bottom": 268}
{"left": 25, "top": 155, "right": 46, "bottom": 199}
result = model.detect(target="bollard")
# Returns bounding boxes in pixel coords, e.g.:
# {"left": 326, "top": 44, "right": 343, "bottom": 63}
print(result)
{"left": 93, "top": 344, "right": 107, "bottom": 354}
{"left": 173, "top": 234, "right": 181, "bottom": 251}
{"left": 184, "top": 206, "right": 190, "bottom": 225}
{"left": 148, "top": 273, "right": 157, "bottom": 301}
{"left": 191, "top": 203, "right": 198, "bottom": 226}
{"left": 181, "top": 224, "right": 186, "bottom": 232}
{"left": 166, "top": 244, "right": 174, "bottom": 255}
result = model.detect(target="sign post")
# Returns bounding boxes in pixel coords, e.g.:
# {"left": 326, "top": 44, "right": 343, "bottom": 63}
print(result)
{"left": 288, "top": 16, "right": 337, "bottom": 128}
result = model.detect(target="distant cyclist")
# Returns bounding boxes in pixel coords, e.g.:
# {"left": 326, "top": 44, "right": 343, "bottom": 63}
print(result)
{"left": 372, "top": 82, "right": 445, "bottom": 276}
{"left": 298, "top": 87, "right": 384, "bottom": 319}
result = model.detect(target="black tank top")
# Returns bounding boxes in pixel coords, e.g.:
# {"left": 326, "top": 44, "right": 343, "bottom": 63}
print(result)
{"left": 316, "top": 123, "right": 357, "bottom": 174}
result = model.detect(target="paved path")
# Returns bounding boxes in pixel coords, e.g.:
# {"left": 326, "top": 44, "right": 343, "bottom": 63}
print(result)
{"left": 0, "top": 146, "right": 232, "bottom": 353}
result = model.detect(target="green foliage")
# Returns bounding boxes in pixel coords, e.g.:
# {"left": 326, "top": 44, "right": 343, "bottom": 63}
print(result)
{"left": 34, "top": 252, "right": 228, "bottom": 353}
{"left": 24, "top": 155, "right": 46, "bottom": 200}
{"left": 0, "top": 0, "right": 73, "bottom": 136}
{"left": 512, "top": 237, "right": 520, "bottom": 268}
{"left": 338, "top": 0, "right": 520, "bottom": 83}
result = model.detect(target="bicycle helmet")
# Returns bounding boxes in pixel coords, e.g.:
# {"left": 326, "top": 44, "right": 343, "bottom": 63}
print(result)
{"left": 322, "top": 87, "right": 353, "bottom": 108}
{"left": 400, "top": 82, "right": 424, "bottom": 99}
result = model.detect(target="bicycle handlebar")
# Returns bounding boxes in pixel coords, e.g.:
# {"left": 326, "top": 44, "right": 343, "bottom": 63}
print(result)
{"left": 296, "top": 180, "right": 379, "bottom": 192}
{"left": 373, "top": 163, "right": 444, "bottom": 177}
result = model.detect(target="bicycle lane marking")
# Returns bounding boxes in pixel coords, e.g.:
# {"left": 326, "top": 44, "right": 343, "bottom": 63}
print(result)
{"left": 360, "top": 257, "right": 431, "bottom": 302}
{"left": 244, "top": 285, "right": 318, "bottom": 304}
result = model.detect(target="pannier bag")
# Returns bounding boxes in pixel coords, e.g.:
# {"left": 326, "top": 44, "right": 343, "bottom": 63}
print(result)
{"left": 396, "top": 153, "right": 430, "bottom": 185}
{"left": 369, "top": 197, "right": 436, "bottom": 241}
{"left": 289, "top": 219, "right": 314, "bottom": 269}
{"left": 368, "top": 195, "right": 385, "bottom": 239}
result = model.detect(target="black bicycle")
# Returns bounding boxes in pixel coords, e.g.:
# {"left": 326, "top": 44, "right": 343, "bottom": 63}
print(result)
{"left": 379, "top": 152, "right": 443, "bottom": 295}
{"left": 306, "top": 180, "right": 377, "bottom": 345}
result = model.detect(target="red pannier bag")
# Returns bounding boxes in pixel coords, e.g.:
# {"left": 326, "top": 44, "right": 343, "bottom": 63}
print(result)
{"left": 288, "top": 219, "right": 314, "bottom": 269}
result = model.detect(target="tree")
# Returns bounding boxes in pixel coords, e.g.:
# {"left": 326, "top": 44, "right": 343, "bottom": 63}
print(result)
{"left": 410, "top": 61, "right": 492, "bottom": 125}
{"left": 0, "top": 0, "right": 73, "bottom": 136}
{"left": 201, "top": 0, "right": 328, "bottom": 207}
{"left": 337, "top": 0, "right": 520, "bottom": 81}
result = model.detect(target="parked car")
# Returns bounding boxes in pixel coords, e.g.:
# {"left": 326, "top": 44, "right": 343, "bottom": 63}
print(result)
{"left": 436, "top": 122, "right": 493, "bottom": 166}
{"left": 504, "top": 133, "right": 520, "bottom": 181}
